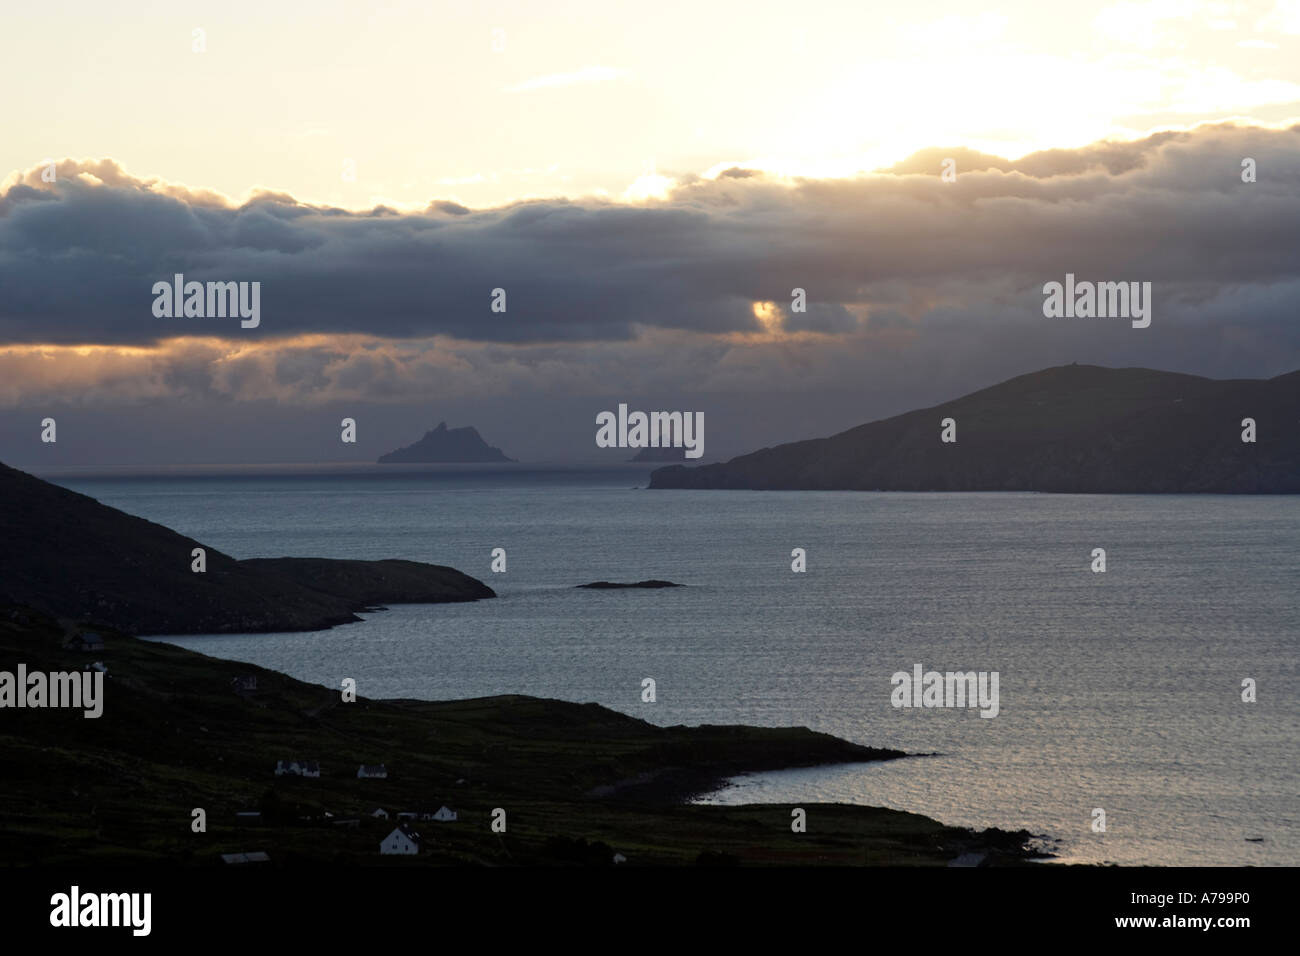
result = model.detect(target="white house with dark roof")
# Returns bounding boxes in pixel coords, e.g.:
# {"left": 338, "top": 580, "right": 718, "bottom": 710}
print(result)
{"left": 380, "top": 824, "right": 421, "bottom": 855}
{"left": 357, "top": 764, "right": 388, "bottom": 779}
{"left": 275, "top": 760, "right": 321, "bottom": 778}
{"left": 371, "top": 808, "right": 389, "bottom": 819}
{"left": 407, "top": 809, "right": 453, "bottom": 821}
{"left": 65, "top": 632, "right": 104, "bottom": 652}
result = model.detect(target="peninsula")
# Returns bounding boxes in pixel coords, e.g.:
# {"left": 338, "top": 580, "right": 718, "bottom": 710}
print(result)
{"left": 650, "top": 365, "right": 1300, "bottom": 493}
{"left": 0, "top": 461, "right": 495, "bottom": 635}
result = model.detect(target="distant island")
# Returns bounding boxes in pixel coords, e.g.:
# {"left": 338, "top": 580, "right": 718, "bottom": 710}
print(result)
{"left": 628, "top": 447, "right": 692, "bottom": 462}
{"left": 378, "top": 422, "right": 515, "bottom": 463}
{"left": 0, "top": 461, "right": 495, "bottom": 635}
{"left": 650, "top": 364, "right": 1300, "bottom": 493}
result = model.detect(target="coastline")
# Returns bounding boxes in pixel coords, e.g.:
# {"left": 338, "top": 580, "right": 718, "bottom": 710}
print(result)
{"left": 0, "top": 603, "right": 1048, "bottom": 867}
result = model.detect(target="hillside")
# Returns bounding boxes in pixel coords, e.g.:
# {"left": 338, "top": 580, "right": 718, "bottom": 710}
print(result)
{"left": 0, "top": 602, "right": 1042, "bottom": 866}
{"left": 0, "top": 462, "right": 494, "bottom": 635}
{"left": 650, "top": 365, "right": 1300, "bottom": 493}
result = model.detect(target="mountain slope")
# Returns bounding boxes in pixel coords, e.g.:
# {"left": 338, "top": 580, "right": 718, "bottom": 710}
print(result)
{"left": 0, "top": 462, "right": 494, "bottom": 634}
{"left": 650, "top": 365, "right": 1300, "bottom": 493}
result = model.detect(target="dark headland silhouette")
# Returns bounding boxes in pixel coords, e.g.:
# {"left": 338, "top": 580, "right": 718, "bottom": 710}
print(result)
{"left": 0, "top": 461, "right": 495, "bottom": 635}
{"left": 378, "top": 422, "right": 515, "bottom": 463}
{"left": 628, "top": 446, "right": 692, "bottom": 462}
{"left": 650, "top": 365, "right": 1300, "bottom": 493}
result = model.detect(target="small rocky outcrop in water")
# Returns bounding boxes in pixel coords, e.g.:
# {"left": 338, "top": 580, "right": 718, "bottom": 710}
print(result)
{"left": 627, "top": 446, "right": 692, "bottom": 462}
{"left": 576, "top": 580, "right": 683, "bottom": 589}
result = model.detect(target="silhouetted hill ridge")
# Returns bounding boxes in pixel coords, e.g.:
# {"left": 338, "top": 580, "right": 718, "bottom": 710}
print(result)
{"left": 0, "top": 462, "right": 494, "bottom": 634}
{"left": 650, "top": 365, "right": 1300, "bottom": 493}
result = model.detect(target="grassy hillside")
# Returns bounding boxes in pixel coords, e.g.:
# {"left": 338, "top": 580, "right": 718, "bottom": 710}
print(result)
{"left": 0, "top": 605, "right": 1042, "bottom": 867}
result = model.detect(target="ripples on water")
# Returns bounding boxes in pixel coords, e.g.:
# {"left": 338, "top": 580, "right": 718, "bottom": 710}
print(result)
{"left": 59, "top": 466, "right": 1299, "bottom": 866}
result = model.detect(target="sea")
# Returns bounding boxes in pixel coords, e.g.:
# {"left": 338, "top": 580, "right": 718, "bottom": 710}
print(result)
{"left": 48, "top": 463, "right": 1300, "bottom": 866}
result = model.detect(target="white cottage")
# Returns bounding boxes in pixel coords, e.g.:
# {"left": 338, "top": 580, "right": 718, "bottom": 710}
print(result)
{"left": 431, "top": 806, "right": 458, "bottom": 822}
{"left": 65, "top": 632, "right": 104, "bottom": 652}
{"left": 275, "top": 760, "right": 321, "bottom": 778}
{"left": 380, "top": 825, "right": 421, "bottom": 856}
{"left": 371, "top": 808, "right": 389, "bottom": 819}
{"left": 357, "top": 764, "right": 388, "bottom": 779}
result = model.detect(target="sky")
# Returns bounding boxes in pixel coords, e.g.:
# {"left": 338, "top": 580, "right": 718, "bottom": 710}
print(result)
{"left": 2, "top": 0, "right": 1300, "bottom": 466}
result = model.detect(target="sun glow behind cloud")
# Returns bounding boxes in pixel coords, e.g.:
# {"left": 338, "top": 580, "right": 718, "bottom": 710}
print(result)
{"left": 622, "top": 172, "right": 676, "bottom": 202}
{"left": 751, "top": 302, "right": 782, "bottom": 334}
{"left": 504, "top": 65, "right": 624, "bottom": 93}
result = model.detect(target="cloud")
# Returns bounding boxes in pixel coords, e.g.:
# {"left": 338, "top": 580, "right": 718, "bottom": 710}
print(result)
{"left": 1, "top": 121, "right": 1299, "bottom": 413}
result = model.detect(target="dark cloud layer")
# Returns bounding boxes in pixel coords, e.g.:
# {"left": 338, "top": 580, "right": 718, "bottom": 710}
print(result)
{"left": 2, "top": 123, "right": 1300, "bottom": 465}
{"left": 3, "top": 122, "right": 1299, "bottom": 349}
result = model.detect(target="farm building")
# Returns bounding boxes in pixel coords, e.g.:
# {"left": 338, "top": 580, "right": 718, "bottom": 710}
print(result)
{"left": 380, "top": 825, "right": 421, "bottom": 856}
{"left": 275, "top": 760, "right": 321, "bottom": 778}
{"left": 65, "top": 632, "right": 104, "bottom": 652}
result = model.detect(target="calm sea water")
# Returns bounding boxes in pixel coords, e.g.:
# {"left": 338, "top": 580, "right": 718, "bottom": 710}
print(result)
{"left": 54, "top": 465, "right": 1299, "bottom": 866}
